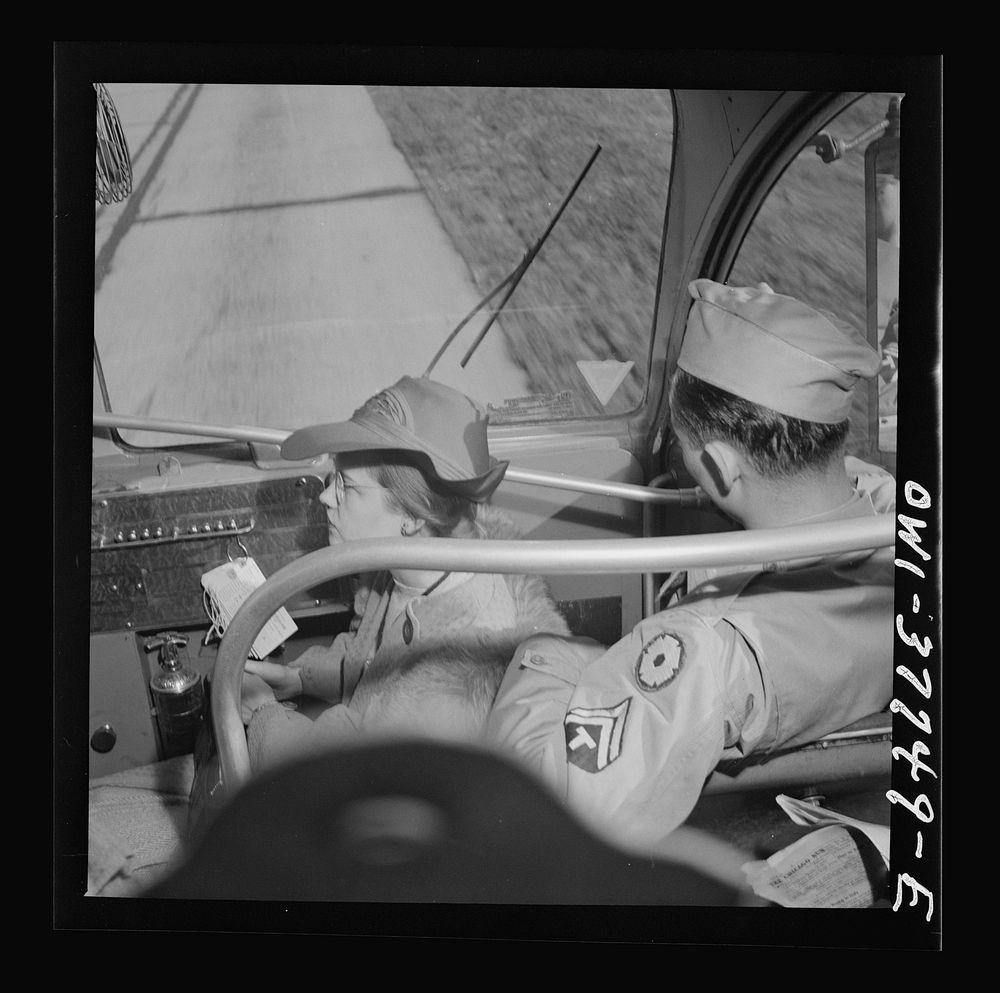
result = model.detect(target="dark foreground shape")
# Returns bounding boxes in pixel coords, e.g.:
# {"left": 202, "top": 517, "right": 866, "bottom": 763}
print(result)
{"left": 149, "top": 740, "right": 760, "bottom": 905}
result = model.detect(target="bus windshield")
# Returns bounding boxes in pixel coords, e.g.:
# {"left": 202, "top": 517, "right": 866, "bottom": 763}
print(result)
{"left": 93, "top": 84, "right": 675, "bottom": 447}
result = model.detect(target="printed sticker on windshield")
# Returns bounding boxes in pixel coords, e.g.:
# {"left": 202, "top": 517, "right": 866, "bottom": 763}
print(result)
{"left": 488, "top": 391, "right": 576, "bottom": 423}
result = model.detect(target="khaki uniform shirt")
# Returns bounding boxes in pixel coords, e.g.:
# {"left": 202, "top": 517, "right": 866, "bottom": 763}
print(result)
{"left": 484, "top": 459, "right": 896, "bottom": 852}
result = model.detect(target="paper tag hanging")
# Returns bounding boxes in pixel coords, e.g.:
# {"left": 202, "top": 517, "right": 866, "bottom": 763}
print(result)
{"left": 201, "top": 557, "right": 297, "bottom": 659}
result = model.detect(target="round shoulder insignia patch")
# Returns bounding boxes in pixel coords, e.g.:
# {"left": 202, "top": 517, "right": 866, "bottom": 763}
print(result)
{"left": 635, "top": 632, "right": 685, "bottom": 691}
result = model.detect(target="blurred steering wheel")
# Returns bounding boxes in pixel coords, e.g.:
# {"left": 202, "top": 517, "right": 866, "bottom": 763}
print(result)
{"left": 205, "top": 518, "right": 895, "bottom": 808}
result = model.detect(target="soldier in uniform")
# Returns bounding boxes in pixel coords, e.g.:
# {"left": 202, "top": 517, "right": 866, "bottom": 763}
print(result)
{"left": 484, "top": 279, "right": 896, "bottom": 853}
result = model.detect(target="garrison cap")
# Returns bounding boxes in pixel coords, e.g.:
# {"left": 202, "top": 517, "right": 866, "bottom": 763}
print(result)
{"left": 679, "top": 279, "right": 881, "bottom": 423}
{"left": 281, "top": 376, "right": 508, "bottom": 502}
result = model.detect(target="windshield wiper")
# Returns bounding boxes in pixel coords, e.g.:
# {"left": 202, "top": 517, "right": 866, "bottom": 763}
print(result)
{"left": 424, "top": 143, "right": 602, "bottom": 375}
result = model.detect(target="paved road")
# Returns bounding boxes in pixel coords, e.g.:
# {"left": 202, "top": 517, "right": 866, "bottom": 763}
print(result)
{"left": 94, "top": 83, "right": 528, "bottom": 447}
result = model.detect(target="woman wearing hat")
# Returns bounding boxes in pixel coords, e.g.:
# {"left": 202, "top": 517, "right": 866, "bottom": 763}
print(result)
{"left": 240, "top": 375, "right": 570, "bottom": 774}
{"left": 88, "top": 377, "right": 568, "bottom": 896}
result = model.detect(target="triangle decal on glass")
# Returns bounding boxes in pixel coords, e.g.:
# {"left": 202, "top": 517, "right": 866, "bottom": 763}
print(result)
{"left": 576, "top": 360, "right": 634, "bottom": 406}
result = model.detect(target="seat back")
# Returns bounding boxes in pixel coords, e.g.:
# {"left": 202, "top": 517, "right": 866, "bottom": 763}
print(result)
{"left": 703, "top": 712, "right": 891, "bottom": 796}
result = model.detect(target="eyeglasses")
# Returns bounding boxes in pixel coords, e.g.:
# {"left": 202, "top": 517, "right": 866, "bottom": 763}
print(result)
{"left": 324, "top": 469, "right": 382, "bottom": 507}
{"left": 323, "top": 470, "right": 344, "bottom": 506}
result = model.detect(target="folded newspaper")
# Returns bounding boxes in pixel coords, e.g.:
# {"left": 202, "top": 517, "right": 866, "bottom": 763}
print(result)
{"left": 741, "top": 795, "right": 890, "bottom": 909}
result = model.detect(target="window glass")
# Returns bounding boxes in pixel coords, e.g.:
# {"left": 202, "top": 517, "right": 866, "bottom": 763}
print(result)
{"left": 729, "top": 93, "right": 902, "bottom": 467}
{"left": 94, "top": 85, "right": 674, "bottom": 446}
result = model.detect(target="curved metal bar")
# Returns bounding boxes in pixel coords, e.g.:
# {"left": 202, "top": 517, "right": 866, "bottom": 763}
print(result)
{"left": 93, "top": 412, "right": 290, "bottom": 447}
{"left": 214, "top": 515, "right": 894, "bottom": 790}
{"left": 91, "top": 412, "right": 707, "bottom": 506}
{"left": 503, "top": 466, "right": 707, "bottom": 507}
{"left": 642, "top": 471, "right": 684, "bottom": 618}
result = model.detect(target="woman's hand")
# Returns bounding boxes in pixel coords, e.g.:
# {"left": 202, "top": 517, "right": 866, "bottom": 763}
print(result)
{"left": 244, "top": 659, "right": 303, "bottom": 701}
{"left": 240, "top": 672, "right": 277, "bottom": 724}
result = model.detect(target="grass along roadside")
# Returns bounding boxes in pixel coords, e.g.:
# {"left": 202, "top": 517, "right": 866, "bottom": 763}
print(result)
{"left": 368, "top": 87, "right": 895, "bottom": 417}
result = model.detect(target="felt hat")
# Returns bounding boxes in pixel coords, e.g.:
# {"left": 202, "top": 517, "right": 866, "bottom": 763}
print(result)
{"left": 281, "top": 376, "right": 508, "bottom": 502}
{"left": 679, "top": 279, "right": 881, "bottom": 423}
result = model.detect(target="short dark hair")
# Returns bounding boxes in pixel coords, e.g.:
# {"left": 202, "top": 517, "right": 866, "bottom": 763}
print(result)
{"left": 669, "top": 369, "right": 848, "bottom": 478}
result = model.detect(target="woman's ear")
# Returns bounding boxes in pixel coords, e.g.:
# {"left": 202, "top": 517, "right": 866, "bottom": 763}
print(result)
{"left": 701, "top": 440, "right": 744, "bottom": 497}
{"left": 400, "top": 517, "right": 426, "bottom": 537}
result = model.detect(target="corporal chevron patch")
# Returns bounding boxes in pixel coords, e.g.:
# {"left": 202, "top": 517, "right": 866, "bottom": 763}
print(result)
{"left": 564, "top": 698, "right": 630, "bottom": 773}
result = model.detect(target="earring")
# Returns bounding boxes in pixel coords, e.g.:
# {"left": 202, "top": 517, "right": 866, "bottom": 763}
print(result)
{"left": 401, "top": 521, "right": 411, "bottom": 536}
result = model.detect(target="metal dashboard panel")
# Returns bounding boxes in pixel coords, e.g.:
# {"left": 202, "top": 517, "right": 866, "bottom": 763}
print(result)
{"left": 90, "top": 475, "right": 347, "bottom": 633}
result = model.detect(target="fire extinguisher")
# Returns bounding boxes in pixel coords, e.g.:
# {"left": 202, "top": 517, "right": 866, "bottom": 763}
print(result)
{"left": 145, "top": 632, "right": 205, "bottom": 758}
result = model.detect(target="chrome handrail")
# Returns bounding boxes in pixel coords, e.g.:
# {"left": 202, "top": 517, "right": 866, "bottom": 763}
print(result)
{"left": 91, "top": 411, "right": 708, "bottom": 506}
{"left": 93, "top": 411, "right": 290, "bottom": 446}
{"left": 213, "top": 515, "right": 895, "bottom": 791}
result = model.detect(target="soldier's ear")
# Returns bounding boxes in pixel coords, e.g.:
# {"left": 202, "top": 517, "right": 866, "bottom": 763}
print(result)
{"left": 701, "top": 440, "right": 744, "bottom": 497}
